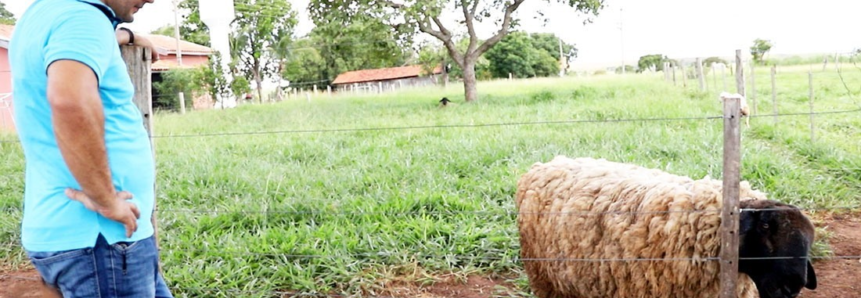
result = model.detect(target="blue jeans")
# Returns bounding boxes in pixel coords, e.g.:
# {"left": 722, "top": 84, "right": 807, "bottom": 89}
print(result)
{"left": 26, "top": 234, "right": 173, "bottom": 298}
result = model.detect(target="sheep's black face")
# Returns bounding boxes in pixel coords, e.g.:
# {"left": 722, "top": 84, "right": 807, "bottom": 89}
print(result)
{"left": 738, "top": 200, "right": 817, "bottom": 298}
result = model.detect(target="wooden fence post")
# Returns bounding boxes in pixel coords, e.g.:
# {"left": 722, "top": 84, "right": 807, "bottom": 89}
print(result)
{"left": 771, "top": 66, "right": 778, "bottom": 126}
{"left": 697, "top": 58, "right": 705, "bottom": 91}
{"left": 664, "top": 63, "right": 670, "bottom": 82}
{"left": 121, "top": 46, "right": 158, "bottom": 246}
{"left": 672, "top": 66, "right": 677, "bottom": 86}
{"left": 720, "top": 92, "right": 742, "bottom": 298}
{"left": 124, "top": 46, "right": 153, "bottom": 137}
{"left": 809, "top": 71, "right": 815, "bottom": 142}
{"left": 712, "top": 65, "right": 718, "bottom": 91}
{"left": 735, "top": 50, "right": 745, "bottom": 97}
{"left": 681, "top": 64, "right": 688, "bottom": 88}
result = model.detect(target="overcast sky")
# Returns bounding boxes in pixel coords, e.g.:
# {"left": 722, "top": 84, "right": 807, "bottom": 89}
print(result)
{"left": 4, "top": 0, "right": 859, "bottom": 70}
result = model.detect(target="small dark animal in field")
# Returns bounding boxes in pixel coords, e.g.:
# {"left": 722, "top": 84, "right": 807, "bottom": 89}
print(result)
{"left": 439, "top": 97, "right": 452, "bottom": 107}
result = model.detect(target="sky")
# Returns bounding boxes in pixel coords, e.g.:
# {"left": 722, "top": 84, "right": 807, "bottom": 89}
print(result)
{"left": 4, "top": 0, "right": 860, "bottom": 70}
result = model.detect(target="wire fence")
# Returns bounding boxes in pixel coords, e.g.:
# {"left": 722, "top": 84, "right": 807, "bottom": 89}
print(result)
{"left": 1, "top": 108, "right": 858, "bottom": 143}
{"left": 1, "top": 53, "right": 860, "bottom": 297}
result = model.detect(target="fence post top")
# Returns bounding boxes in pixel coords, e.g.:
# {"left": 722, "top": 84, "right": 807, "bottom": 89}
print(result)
{"left": 720, "top": 92, "right": 744, "bottom": 101}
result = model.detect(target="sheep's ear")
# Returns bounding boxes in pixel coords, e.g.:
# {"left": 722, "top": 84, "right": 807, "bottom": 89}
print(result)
{"left": 739, "top": 209, "right": 757, "bottom": 235}
{"left": 805, "top": 260, "right": 817, "bottom": 289}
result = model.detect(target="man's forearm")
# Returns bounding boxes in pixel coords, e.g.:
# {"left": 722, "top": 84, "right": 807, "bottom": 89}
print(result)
{"left": 49, "top": 64, "right": 116, "bottom": 208}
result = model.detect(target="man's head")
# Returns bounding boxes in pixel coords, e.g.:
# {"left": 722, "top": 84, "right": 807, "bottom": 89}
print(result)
{"left": 102, "top": 0, "right": 154, "bottom": 22}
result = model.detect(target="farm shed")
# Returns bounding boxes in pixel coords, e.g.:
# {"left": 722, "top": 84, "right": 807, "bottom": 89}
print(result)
{"left": 332, "top": 65, "right": 443, "bottom": 93}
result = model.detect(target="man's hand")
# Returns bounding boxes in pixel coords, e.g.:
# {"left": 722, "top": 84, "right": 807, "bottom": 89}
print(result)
{"left": 65, "top": 189, "right": 141, "bottom": 237}
{"left": 132, "top": 35, "right": 162, "bottom": 62}
{"left": 115, "top": 28, "right": 162, "bottom": 62}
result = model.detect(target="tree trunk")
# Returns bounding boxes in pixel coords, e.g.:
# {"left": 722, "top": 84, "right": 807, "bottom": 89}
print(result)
{"left": 462, "top": 61, "right": 478, "bottom": 102}
{"left": 254, "top": 69, "right": 263, "bottom": 104}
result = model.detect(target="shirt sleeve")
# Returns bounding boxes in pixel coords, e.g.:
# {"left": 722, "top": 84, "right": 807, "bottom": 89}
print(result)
{"left": 42, "top": 6, "right": 116, "bottom": 82}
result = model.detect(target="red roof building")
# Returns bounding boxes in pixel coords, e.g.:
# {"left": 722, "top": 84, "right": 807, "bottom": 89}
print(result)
{"left": 143, "top": 33, "right": 212, "bottom": 72}
{"left": 331, "top": 65, "right": 444, "bottom": 93}
{"left": 0, "top": 25, "right": 216, "bottom": 131}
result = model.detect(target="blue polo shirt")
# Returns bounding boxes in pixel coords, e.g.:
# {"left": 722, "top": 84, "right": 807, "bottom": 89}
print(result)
{"left": 10, "top": 0, "right": 155, "bottom": 252}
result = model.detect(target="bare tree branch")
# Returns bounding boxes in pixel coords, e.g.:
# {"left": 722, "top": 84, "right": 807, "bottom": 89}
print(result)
{"left": 469, "top": 0, "right": 480, "bottom": 16}
{"left": 461, "top": 0, "right": 478, "bottom": 53}
{"left": 473, "top": 0, "right": 525, "bottom": 58}
{"left": 443, "top": 41, "right": 465, "bottom": 68}
{"left": 379, "top": 0, "right": 405, "bottom": 9}
{"left": 418, "top": 16, "right": 448, "bottom": 42}
{"left": 415, "top": 15, "right": 464, "bottom": 66}
{"left": 431, "top": 16, "right": 452, "bottom": 39}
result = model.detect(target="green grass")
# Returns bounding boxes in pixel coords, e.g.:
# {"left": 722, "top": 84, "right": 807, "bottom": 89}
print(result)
{"left": 1, "top": 66, "right": 859, "bottom": 297}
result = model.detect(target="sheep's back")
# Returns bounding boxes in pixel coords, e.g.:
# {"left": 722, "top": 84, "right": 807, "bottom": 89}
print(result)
{"left": 516, "top": 156, "right": 762, "bottom": 298}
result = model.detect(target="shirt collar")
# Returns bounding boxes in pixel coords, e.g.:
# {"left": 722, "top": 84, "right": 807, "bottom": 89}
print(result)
{"left": 76, "top": 0, "right": 122, "bottom": 28}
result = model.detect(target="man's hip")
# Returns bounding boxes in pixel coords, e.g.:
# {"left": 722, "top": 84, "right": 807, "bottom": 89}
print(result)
{"left": 26, "top": 234, "right": 173, "bottom": 298}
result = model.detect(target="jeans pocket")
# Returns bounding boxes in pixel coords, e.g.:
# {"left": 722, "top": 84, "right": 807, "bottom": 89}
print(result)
{"left": 27, "top": 248, "right": 99, "bottom": 298}
{"left": 27, "top": 248, "right": 89, "bottom": 266}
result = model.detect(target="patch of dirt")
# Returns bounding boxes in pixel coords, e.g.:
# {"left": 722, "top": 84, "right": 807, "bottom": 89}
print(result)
{"left": 1, "top": 214, "right": 858, "bottom": 298}
{"left": 0, "top": 269, "right": 60, "bottom": 298}
{"left": 801, "top": 212, "right": 861, "bottom": 298}
{"left": 380, "top": 274, "right": 520, "bottom": 298}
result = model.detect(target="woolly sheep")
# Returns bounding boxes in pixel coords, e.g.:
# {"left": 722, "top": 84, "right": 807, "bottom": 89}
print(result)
{"left": 515, "top": 156, "right": 817, "bottom": 298}
{"left": 721, "top": 92, "right": 750, "bottom": 127}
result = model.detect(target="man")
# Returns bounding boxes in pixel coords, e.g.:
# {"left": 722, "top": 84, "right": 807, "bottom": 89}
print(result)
{"left": 9, "top": 0, "right": 172, "bottom": 297}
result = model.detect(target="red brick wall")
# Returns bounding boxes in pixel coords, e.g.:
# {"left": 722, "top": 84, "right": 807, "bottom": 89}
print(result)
{"left": 156, "top": 54, "right": 210, "bottom": 68}
{"left": 0, "top": 47, "right": 14, "bottom": 132}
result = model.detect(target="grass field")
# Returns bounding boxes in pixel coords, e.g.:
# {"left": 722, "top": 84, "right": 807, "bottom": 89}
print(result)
{"left": 1, "top": 65, "right": 859, "bottom": 297}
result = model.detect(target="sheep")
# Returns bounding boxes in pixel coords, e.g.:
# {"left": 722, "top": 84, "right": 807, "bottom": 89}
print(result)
{"left": 721, "top": 92, "right": 750, "bottom": 127}
{"left": 439, "top": 97, "right": 452, "bottom": 108}
{"left": 515, "top": 156, "right": 817, "bottom": 298}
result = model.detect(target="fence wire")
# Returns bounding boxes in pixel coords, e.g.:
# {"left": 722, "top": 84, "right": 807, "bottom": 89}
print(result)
{"left": 2, "top": 66, "right": 860, "bottom": 297}
{"left": 2, "top": 108, "right": 859, "bottom": 143}
{"left": 0, "top": 206, "right": 858, "bottom": 216}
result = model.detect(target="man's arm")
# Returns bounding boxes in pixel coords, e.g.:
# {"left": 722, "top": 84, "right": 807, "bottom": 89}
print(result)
{"left": 47, "top": 60, "right": 140, "bottom": 237}
{"left": 115, "top": 28, "right": 161, "bottom": 62}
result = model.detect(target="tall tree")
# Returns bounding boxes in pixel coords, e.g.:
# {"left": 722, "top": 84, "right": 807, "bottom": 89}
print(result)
{"left": 750, "top": 38, "right": 773, "bottom": 65}
{"left": 529, "top": 33, "right": 577, "bottom": 74}
{"left": 177, "top": 0, "right": 210, "bottom": 47}
{"left": 232, "top": 0, "right": 298, "bottom": 103}
{"left": 485, "top": 32, "right": 537, "bottom": 78}
{"left": 307, "top": 5, "right": 411, "bottom": 85}
{"left": 485, "top": 32, "right": 576, "bottom": 78}
{"left": 281, "top": 38, "right": 327, "bottom": 89}
{"left": 150, "top": 25, "right": 176, "bottom": 36}
{"left": 0, "top": 2, "right": 16, "bottom": 25}
{"left": 637, "top": 54, "right": 662, "bottom": 73}
{"left": 310, "top": 0, "right": 604, "bottom": 102}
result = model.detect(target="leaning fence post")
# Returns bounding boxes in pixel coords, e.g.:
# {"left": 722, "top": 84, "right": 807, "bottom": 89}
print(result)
{"left": 121, "top": 46, "right": 158, "bottom": 247}
{"left": 720, "top": 92, "right": 742, "bottom": 298}
{"left": 697, "top": 58, "right": 705, "bottom": 91}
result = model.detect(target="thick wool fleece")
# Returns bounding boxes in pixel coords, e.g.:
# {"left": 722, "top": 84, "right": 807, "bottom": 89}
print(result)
{"left": 516, "top": 156, "right": 764, "bottom": 298}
